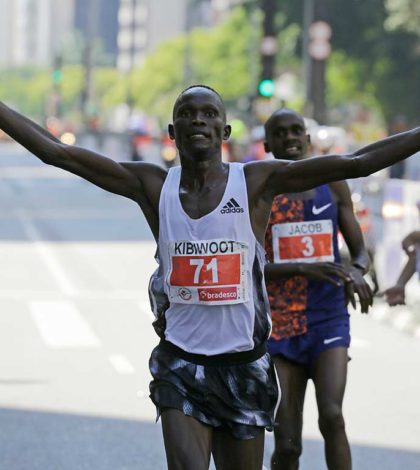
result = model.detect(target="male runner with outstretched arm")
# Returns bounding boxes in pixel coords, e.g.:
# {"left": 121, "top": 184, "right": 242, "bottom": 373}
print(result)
{"left": 0, "top": 86, "right": 419, "bottom": 470}
{"left": 263, "top": 108, "right": 372, "bottom": 470}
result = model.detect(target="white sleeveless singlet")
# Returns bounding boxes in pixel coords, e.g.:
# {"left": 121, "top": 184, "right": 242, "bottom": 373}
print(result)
{"left": 151, "top": 163, "right": 271, "bottom": 355}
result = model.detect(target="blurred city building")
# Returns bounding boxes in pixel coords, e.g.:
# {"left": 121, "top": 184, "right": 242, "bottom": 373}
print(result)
{"left": 75, "top": 0, "right": 120, "bottom": 64}
{"left": 0, "top": 0, "right": 74, "bottom": 66}
{"left": 117, "top": 0, "right": 217, "bottom": 73}
{"left": 0, "top": 0, "right": 245, "bottom": 70}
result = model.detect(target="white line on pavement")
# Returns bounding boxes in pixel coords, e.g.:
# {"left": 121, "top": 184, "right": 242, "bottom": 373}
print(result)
{"left": 17, "top": 212, "right": 78, "bottom": 296}
{"left": 0, "top": 208, "right": 138, "bottom": 219}
{"left": 29, "top": 300, "right": 101, "bottom": 348}
{"left": 108, "top": 354, "right": 136, "bottom": 375}
{"left": 0, "top": 166, "right": 77, "bottom": 179}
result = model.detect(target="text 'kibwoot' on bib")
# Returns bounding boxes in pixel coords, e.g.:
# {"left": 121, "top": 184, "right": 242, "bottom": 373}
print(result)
{"left": 272, "top": 220, "right": 334, "bottom": 263}
{"left": 167, "top": 239, "right": 249, "bottom": 305}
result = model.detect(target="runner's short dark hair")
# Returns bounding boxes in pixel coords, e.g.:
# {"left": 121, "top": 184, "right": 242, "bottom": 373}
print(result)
{"left": 173, "top": 85, "right": 226, "bottom": 120}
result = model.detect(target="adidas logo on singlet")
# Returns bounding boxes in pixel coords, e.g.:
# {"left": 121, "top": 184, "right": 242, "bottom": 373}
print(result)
{"left": 220, "top": 198, "right": 244, "bottom": 214}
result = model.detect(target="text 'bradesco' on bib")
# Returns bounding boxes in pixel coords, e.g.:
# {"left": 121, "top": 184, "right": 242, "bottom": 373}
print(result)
{"left": 272, "top": 220, "right": 334, "bottom": 263}
{"left": 167, "top": 239, "right": 249, "bottom": 305}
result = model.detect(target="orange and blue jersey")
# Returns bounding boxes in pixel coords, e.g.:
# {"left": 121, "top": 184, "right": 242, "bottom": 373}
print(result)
{"left": 265, "top": 185, "right": 349, "bottom": 349}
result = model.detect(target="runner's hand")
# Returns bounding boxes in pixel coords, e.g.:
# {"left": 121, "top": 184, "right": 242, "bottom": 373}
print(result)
{"left": 380, "top": 285, "right": 406, "bottom": 306}
{"left": 345, "top": 266, "right": 373, "bottom": 314}
{"left": 402, "top": 231, "right": 420, "bottom": 254}
{"left": 299, "top": 262, "right": 351, "bottom": 286}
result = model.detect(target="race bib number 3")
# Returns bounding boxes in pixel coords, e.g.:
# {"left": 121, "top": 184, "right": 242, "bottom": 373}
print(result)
{"left": 167, "top": 240, "right": 249, "bottom": 305}
{"left": 272, "top": 220, "right": 334, "bottom": 263}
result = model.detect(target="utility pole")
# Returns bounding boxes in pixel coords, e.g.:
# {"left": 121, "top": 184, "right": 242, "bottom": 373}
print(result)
{"left": 126, "top": 0, "right": 139, "bottom": 111}
{"left": 51, "top": 54, "right": 63, "bottom": 118}
{"left": 258, "top": 0, "right": 277, "bottom": 97}
{"left": 81, "top": 0, "right": 100, "bottom": 121}
{"left": 304, "top": 0, "right": 331, "bottom": 124}
{"left": 252, "top": 0, "right": 277, "bottom": 123}
{"left": 303, "top": 0, "right": 314, "bottom": 118}
{"left": 183, "top": 0, "right": 208, "bottom": 86}
{"left": 183, "top": 0, "right": 195, "bottom": 86}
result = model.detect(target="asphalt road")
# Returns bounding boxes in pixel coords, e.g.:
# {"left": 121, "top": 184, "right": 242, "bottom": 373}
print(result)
{"left": 0, "top": 143, "right": 419, "bottom": 469}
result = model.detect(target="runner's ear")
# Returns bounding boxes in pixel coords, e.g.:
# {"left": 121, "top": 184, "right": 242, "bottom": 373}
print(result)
{"left": 168, "top": 124, "right": 175, "bottom": 141}
{"left": 223, "top": 125, "right": 231, "bottom": 141}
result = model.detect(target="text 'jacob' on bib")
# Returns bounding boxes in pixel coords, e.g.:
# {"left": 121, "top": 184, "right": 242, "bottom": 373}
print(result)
{"left": 167, "top": 239, "right": 249, "bottom": 305}
{"left": 272, "top": 220, "right": 334, "bottom": 263}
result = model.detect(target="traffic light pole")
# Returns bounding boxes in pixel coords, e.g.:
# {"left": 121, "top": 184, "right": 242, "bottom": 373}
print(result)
{"left": 311, "top": 0, "right": 328, "bottom": 124}
{"left": 305, "top": 0, "right": 330, "bottom": 124}
{"left": 252, "top": 0, "right": 278, "bottom": 122}
{"left": 52, "top": 55, "right": 63, "bottom": 118}
{"left": 81, "top": 0, "right": 99, "bottom": 121}
{"left": 259, "top": 0, "right": 277, "bottom": 92}
{"left": 303, "top": 0, "right": 314, "bottom": 118}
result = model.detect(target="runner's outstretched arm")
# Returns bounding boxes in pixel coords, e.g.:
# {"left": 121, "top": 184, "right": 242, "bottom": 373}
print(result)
{"left": 250, "top": 126, "right": 420, "bottom": 197}
{"left": 0, "top": 101, "right": 166, "bottom": 203}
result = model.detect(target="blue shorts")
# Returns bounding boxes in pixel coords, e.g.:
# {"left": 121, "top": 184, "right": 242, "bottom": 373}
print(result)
{"left": 267, "top": 322, "right": 350, "bottom": 367}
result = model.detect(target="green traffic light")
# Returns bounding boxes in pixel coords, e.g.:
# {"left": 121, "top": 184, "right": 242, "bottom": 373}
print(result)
{"left": 52, "top": 69, "right": 63, "bottom": 84}
{"left": 258, "top": 79, "right": 275, "bottom": 97}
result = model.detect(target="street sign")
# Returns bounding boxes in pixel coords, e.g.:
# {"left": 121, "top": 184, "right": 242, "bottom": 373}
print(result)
{"left": 309, "top": 21, "right": 332, "bottom": 40}
{"left": 260, "top": 36, "right": 277, "bottom": 55}
{"left": 308, "top": 21, "right": 332, "bottom": 60}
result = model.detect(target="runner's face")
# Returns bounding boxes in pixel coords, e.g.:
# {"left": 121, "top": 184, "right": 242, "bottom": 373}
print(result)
{"left": 264, "top": 112, "right": 309, "bottom": 160}
{"left": 169, "top": 88, "right": 230, "bottom": 161}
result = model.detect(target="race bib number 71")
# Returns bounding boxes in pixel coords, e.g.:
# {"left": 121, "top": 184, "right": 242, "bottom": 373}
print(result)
{"left": 272, "top": 220, "right": 334, "bottom": 263}
{"left": 167, "top": 239, "right": 249, "bottom": 305}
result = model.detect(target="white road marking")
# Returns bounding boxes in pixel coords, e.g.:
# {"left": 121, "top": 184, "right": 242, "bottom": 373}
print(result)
{"left": 29, "top": 300, "right": 100, "bottom": 348}
{"left": 0, "top": 166, "right": 77, "bottom": 179}
{"left": 0, "top": 208, "right": 138, "bottom": 219}
{"left": 17, "top": 212, "right": 78, "bottom": 296}
{"left": 0, "top": 289, "right": 151, "bottom": 301}
{"left": 108, "top": 354, "right": 135, "bottom": 375}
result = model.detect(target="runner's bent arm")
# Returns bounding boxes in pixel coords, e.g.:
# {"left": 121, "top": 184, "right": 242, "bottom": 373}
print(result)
{"left": 382, "top": 254, "right": 416, "bottom": 306}
{"left": 332, "top": 181, "right": 370, "bottom": 273}
{"left": 331, "top": 181, "right": 373, "bottom": 313}
{"left": 248, "top": 127, "right": 420, "bottom": 199}
{"left": 393, "top": 254, "right": 417, "bottom": 289}
{"left": 402, "top": 230, "right": 420, "bottom": 254}
{"left": 0, "top": 101, "right": 166, "bottom": 205}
